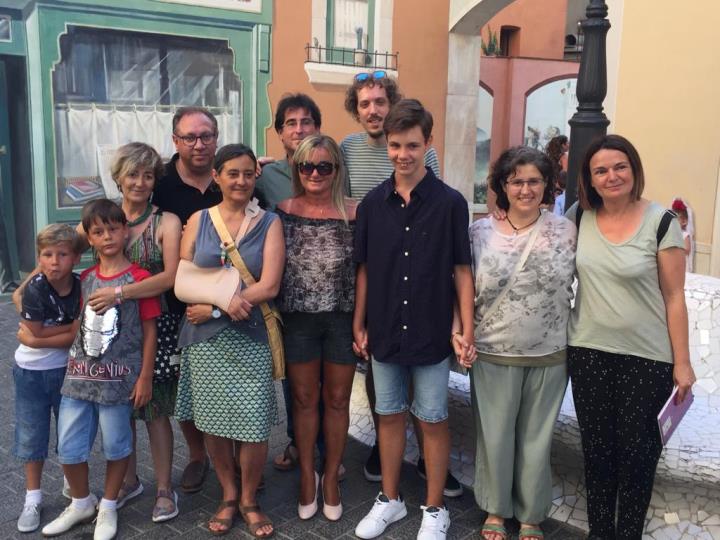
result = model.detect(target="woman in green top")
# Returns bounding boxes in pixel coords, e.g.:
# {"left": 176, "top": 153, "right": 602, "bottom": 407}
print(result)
{"left": 567, "top": 135, "right": 696, "bottom": 539}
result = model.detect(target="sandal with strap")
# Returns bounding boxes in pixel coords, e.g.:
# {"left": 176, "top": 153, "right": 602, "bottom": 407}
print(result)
{"left": 208, "top": 500, "right": 237, "bottom": 536}
{"left": 272, "top": 443, "right": 299, "bottom": 471}
{"left": 519, "top": 527, "right": 544, "bottom": 540}
{"left": 239, "top": 504, "right": 274, "bottom": 538}
{"left": 481, "top": 523, "right": 509, "bottom": 540}
{"left": 152, "top": 489, "right": 179, "bottom": 523}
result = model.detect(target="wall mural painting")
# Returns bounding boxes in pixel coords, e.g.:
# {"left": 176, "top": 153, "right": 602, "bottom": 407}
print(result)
{"left": 523, "top": 78, "right": 577, "bottom": 151}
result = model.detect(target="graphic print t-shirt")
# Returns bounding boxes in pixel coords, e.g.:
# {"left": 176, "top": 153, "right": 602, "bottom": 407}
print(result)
{"left": 61, "top": 264, "right": 161, "bottom": 405}
{"left": 15, "top": 272, "right": 82, "bottom": 370}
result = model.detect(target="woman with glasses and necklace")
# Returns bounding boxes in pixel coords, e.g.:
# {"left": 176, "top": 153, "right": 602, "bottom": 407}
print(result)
{"left": 468, "top": 146, "right": 576, "bottom": 540}
{"left": 275, "top": 135, "right": 357, "bottom": 522}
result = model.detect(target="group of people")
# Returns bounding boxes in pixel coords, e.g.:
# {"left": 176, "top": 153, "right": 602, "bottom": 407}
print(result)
{"left": 10, "top": 68, "right": 695, "bottom": 540}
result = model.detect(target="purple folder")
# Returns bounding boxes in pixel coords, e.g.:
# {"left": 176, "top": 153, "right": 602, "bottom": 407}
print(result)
{"left": 657, "top": 386, "right": 694, "bottom": 446}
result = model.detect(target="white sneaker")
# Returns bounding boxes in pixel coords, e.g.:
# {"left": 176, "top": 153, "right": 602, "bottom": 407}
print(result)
{"left": 417, "top": 505, "right": 450, "bottom": 539}
{"left": 42, "top": 495, "right": 98, "bottom": 537}
{"left": 355, "top": 492, "right": 407, "bottom": 539}
{"left": 17, "top": 502, "right": 41, "bottom": 533}
{"left": 93, "top": 507, "right": 117, "bottom": 540}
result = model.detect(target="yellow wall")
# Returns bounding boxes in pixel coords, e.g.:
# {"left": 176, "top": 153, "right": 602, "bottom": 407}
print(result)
{"left": 613, "top": 2, "right": 720, "bottom": 275}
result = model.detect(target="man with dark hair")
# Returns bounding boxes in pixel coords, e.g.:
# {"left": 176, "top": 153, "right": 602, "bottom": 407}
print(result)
{"left": 255, "top": 93, "right": 321, "bottom": 210}
{"left": 153, "top": 107, "right": 221, "bottom": 225}
{"left": 342, "top": 74, "right": 462, "bottom": 500}
{"left": 151, "top": 106, "right": 221, "bottom": 496}
{"left": 341, "top": 71, "right": 440, "bottom": 200}
{"left": 353, "top": 99, "right": 474, "bottom": 540}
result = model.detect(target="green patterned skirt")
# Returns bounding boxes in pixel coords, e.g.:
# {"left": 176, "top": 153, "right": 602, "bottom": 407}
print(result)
{"left": 175, "top": 327, "right": 278, "bottom": 442}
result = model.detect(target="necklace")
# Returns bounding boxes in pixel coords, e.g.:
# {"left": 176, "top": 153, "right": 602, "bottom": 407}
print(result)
{"left": 506, "top": 210, "right": 541, "bottom": 235}
{"left": 126, "top": 203, "right": 153, "bottom": 227}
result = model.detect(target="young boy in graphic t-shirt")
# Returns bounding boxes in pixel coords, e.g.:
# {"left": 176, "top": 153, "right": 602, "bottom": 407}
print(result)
{"left": 42, "top": 199, "right": 160, "bottom": 540}
{"left": 13, "top": 224, "right": 82, "bottom": 533}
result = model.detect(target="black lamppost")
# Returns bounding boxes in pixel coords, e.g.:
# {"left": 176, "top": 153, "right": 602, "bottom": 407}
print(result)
{"left": 565, "top": 0, "right": 611, "bottom": 210}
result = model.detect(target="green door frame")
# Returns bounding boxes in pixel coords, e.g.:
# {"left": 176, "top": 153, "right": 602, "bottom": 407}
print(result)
{"left": 0, "top": 58, "right": 19, "bottom": 277}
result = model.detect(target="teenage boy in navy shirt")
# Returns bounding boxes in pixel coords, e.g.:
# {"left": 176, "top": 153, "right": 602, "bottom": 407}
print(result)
{"left": 353, "top": 99, "right": 475, "bottom": 540}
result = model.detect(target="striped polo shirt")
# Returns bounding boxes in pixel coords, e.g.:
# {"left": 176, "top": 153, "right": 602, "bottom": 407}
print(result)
{"left": 340, "top": 132, "right": 441, "bottom": 200}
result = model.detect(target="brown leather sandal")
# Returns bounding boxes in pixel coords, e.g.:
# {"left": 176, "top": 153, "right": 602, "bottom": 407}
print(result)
{"left": 208, "top": 500, "right": 237, "bottom": 536}
{"left": 239, "top": 504, "right": 274, "bottom": 538}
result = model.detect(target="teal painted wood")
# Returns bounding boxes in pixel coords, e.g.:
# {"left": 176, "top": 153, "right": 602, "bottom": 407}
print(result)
{"left": 0, "top": 15, "right": 28, "bottom": 56}
{"left": 326, "top": 0, "right": 375, "bottom": 64}
{"left": 0, "top": 60, "right": 20, "bottom": 275}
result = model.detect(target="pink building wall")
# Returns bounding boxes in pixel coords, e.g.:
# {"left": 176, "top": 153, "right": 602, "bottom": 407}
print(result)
{"left": 481, "top": 57, "right": 579, "bottom": 165}
{"left": 481, "top": 0, "right": 568, "bottom": 60}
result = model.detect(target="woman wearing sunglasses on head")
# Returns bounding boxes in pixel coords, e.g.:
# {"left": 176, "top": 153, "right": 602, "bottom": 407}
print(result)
{"left": 469, "top": 146, "right": 576, "bottom": 540}
{"left": 275, "top": 135, "right": 357, "bottom": 522}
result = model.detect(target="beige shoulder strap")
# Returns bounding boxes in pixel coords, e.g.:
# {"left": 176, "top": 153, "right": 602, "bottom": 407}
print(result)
{"left": 208, "top": 205, "right": 272, "bottom": 316}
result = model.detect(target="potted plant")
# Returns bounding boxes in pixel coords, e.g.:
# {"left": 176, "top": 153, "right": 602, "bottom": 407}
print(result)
{"left": 481, "top": 25, "right": 499, "bottom": 57}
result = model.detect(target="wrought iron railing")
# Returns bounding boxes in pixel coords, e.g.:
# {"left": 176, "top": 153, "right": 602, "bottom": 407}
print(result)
{"left": 304, "top": 44, "right": 398, "bottom": 70}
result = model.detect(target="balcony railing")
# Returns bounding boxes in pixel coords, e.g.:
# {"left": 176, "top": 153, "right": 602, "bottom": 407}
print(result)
{"left": 304, "top": 44, "right": 398, "bottom": 70}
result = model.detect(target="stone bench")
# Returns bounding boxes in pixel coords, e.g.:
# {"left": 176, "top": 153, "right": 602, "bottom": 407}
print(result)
{"left": 555, "top": 272, "right": 720, "bottom": 487}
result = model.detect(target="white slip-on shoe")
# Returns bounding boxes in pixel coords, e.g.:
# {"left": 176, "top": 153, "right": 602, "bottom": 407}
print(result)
{"left": 93, "top": 507, "right": 118, "bottom": 540}
{"left": 321, "top": 474, "right": 343, "bottom": 521}
{"left": 298, "top": 471, "right": 320, "bottom": 520}
{"left": 355, "top": 492, "right": 407, "bottom": 539}
{"left": 17, "top": 502, "right": 41, "bottom": 533}
{"left": 417, "top": 505, "right": 450, "bottom": 540}
{"left": 42, "top": 494, "right": 98, "bottom": 537}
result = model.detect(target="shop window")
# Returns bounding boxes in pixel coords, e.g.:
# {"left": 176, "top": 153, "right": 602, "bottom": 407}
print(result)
{"left": 52, "top": 26, "right": 242, "bottom": 208}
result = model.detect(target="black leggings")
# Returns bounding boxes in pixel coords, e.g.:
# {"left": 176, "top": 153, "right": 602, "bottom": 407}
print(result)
{"left": 567, "top": 346, "right": 673, "bottom": 540}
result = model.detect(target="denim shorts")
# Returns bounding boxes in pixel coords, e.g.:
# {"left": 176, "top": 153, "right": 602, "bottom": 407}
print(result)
{"left": 371, "top": 356, "right": 450, "bottom": 423}
{"left": 282, "top": 311, "right": 356, "bottom": 365}
{"left": 13, "top": 365, "right": 66, "bottom": 462}
{"left": 57, "top": 396, "right": 133, "bottom": 464}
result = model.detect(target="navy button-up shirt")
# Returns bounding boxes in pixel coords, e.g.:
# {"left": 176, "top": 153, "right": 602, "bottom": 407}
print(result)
{"left": 354, "top": 168, "right": 471, "bottom": 366}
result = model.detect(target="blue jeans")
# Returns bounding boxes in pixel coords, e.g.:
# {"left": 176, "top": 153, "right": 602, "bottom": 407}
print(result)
{"left": 371, "top": 356, "right": 450, "bottom": 423}
{"left": 13, "top": 365, "right": 66, "bottom": 462}
{"left": 57, "top": 396, "right": 133, "bottom": 464}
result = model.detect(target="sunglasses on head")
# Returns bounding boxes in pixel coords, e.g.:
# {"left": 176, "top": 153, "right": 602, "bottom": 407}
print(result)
{"left": 297, "top": 161, "right": 336, "bottom": 176}
{"left": 354, "top": 70, "right": 387, "bottom": 83}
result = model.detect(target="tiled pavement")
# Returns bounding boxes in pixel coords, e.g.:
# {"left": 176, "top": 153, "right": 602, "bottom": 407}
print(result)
{"left": 0, "top": 300, "right": 584, "bottom": 539}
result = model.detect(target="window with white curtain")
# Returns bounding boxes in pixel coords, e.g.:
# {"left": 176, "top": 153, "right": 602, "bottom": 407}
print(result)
{"left": 52, "top": 26, "right": 242, "bottom": 208}
{"left": 331, "top": 0, "right": 370, "bottom": 50}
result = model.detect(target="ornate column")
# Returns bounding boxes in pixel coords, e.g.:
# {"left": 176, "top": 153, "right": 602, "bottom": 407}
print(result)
{"left": 565, "top": 0, "right": 611, "bottom": 209}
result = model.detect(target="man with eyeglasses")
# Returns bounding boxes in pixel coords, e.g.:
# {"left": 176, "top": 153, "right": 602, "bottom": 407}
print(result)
{"left": 255, "top": 93, "right": 321, "bottom": 210}
{"left": 152, "top": 106, "right": 221, "bottom": 496}
{"left": 341, "top": 71, "right": 440, "bottom": 200}
{"left": 153, "top": 107, "right": 222, "bottom": 225}
{"left": 341, "top": 71, "right": 462, "bottom": 500}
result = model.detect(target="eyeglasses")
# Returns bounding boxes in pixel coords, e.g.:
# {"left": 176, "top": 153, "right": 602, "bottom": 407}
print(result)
{"left": 174, "top": 132, "right": 217, "bottom": 146}
{"left": 354, "top": 70, "right": 387, "bottom": 83}
{"left": 506, "top": 178, "right": 545, "bottom": 190}
{"left": 283, "top": 118, "right": 315, "bottom": 129}
{"left": 297, "top": 161, "right": 336, "bottom": 176}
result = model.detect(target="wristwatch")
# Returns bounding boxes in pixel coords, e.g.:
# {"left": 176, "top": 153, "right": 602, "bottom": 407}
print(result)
{"left": 211, "top": 306, "right": 222, "bottom": 319}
